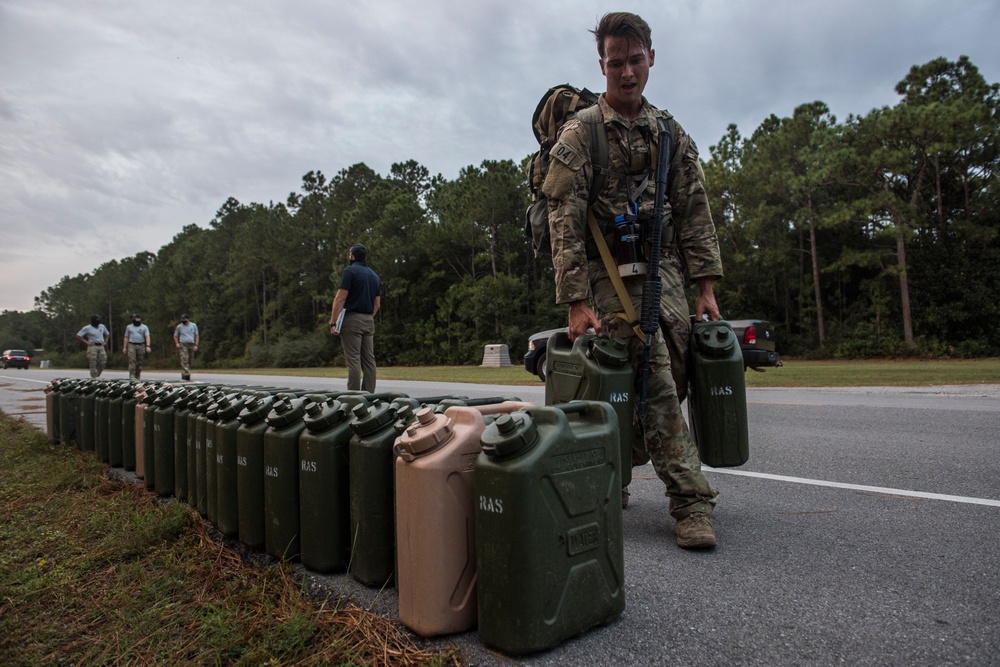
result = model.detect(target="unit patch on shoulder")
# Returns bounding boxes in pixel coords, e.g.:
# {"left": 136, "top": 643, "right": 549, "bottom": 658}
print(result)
{"left": 550, "top": 141, "right": 585, "bottom": 170}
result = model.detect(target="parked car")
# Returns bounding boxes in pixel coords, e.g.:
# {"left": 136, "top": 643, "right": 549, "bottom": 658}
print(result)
{"left": 2, "top": 349, "right": 31, "bottom": 369}
{"left": 524, "top": 318, "right": 780, "bottom": 380}
{"left": 728, "top": 319, "right": 781, "bottom": 369}
{"left": 523, "top": 327, "right": 566, "bottom": 382}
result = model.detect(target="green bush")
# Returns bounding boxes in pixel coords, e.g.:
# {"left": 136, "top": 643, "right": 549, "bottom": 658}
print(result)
{"left": 272, "top": 330, "right": 329, "bottom": 368}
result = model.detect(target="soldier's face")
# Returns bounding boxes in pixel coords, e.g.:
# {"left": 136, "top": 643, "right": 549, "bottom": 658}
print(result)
{"left": 600, "top": 35, "right": 654, "bottom": 115}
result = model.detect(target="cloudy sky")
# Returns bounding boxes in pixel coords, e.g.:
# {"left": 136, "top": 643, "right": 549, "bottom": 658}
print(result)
{"left": 1, "top": 0, "right": 997, "bottom": 312}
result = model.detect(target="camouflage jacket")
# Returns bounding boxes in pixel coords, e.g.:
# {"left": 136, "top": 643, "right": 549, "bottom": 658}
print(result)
{"left": 541, "top": 95, "right": 723, "bottom": 305}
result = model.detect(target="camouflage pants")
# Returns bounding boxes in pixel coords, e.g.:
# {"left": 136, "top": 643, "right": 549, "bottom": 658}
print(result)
{"left": 178, "top": 343, "right": 195, "bottom": 375}
{"left": 86, "top": 344, "right": 107, "bottom": 378}
{"left": 127, "top": 343, "right": 146, "bottom": 379}
{"left": 589, "top": 252, "right": 717, "bottom": 519}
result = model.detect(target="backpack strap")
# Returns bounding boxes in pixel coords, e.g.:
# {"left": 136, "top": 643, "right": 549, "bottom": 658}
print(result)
{"left": 575, "top": 105, "right": 608, "bottom": 205}
{"left": 577, "top": 105, "right": 678, "bottom": 206}
{"left": 577, "top": 106, "right": 680, "bottom": 341}
{"left": 588, "top": 211, "right": 646, "bottom": 343}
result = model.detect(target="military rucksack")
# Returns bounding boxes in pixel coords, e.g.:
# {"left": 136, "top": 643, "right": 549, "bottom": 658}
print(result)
{"left": 525, "top": 85, "right": 608, "bottom": 257}
{"left": 524, "top": 84, "right": 678, "bottom": 258}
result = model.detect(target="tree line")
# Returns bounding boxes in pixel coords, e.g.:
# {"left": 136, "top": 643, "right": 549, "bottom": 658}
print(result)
{"left": 3, "top": 56, "right": 997, "bottom": 369}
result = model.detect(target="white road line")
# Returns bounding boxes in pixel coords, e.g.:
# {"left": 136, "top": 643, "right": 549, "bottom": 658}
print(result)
{"left": 707, "top": 468, "right": 1000, "bottom": 507}
{"left": 0, "top": 375, "right": 52, "bottom": 384}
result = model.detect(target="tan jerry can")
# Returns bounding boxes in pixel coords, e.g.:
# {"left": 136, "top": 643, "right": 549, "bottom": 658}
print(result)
{"left": 393, "top": 401, "right": 533, "bottom": 637}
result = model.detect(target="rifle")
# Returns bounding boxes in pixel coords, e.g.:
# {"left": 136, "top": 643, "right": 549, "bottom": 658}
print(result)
{"left": 638, "top": 120, "right": 672, "bottom": 419}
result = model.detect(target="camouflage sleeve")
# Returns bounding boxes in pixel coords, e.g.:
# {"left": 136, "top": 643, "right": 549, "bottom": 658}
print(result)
{"left": 541, "top": 120, "right": 594, "bottom": 305}
{"left": 669, "top": 121, "right": 724, "bottom": 282}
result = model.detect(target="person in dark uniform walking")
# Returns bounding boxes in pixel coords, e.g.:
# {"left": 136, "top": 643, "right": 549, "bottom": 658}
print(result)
{"left": 329, "top": 244, "right": 381, "bottom": 392}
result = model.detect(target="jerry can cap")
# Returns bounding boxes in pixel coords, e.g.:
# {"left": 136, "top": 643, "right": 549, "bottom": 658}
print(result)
{"left": 590, "top": 336, "right": 629, "bottom": 367}
{"left": 237, "top": 395, "right": 273, "bottom": 425}
{"left": 393, "top": 404, "right": 418, "bottom": 432}
{"left": 266, "top": 397, "right": 305, "bottom": 428}
{"left": 303, "top": 399, "right": 350, "bottom": 432}
{"left": 153, "top": 387, "right": 184, "bottom": 407}
{"left": 394, "top": 407, "right": 454, "bottom": 461}
{"left": 693, "top": 321, "right": 736, "bottom": 356}
{"left": 350, "top": 399, "right": 396, "bottom": 436}
{"left": 176, "top": 388, "right": 202, "bottom": 410}
{"left": 194, "top": 392, "right": 218, "bottom": 412}
{"left": 481, "top": 412, "right": 538, "bottom": 460}
{"left": 215, "top": 393, "right": 247, "bottom": 421}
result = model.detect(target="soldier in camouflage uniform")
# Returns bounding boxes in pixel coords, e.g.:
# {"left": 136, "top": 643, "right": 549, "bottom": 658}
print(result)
{"left": 542, "top": 11, "right": 722, "bottom": 549}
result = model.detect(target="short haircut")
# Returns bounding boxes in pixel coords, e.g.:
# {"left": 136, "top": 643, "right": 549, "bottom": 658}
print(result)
{"left": 592, "top": 12, "right": 653, "bottom": 59}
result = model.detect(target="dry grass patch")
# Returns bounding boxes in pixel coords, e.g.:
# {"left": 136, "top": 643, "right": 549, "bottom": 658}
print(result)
{"left": 0, "top": 414, "right": 458, "bottom": 666}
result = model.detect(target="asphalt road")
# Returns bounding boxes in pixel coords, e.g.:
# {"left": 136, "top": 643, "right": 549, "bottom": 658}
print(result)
{"left": 1, "top": 368, "right": 998, "bottom": 666}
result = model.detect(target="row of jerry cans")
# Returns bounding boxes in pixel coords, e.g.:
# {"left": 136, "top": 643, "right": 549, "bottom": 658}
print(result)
{"left": 44, "top": 378, "right": 627, "bottom": 655}
{"left": 46, "top": 377, "right": 141, "bottom": 467}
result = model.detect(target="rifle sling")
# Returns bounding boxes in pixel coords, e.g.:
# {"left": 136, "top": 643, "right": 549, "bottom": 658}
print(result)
{"left": 587, "top": 210, "right": 646, "bottom": 344}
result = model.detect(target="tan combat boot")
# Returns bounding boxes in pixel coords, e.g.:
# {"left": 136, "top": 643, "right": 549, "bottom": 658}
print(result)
{"left": 675, "top": 513, "right": 717, "bottom": 549}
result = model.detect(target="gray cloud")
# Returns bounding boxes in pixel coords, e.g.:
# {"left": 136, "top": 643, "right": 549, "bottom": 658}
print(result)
{"left": 1, "top": 0, "right": 997, "bottom": 311}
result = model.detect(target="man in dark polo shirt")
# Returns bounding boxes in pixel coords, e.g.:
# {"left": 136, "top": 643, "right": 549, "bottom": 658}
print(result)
{"left": 329, "top": 243, "right": 381, "bottom": 392}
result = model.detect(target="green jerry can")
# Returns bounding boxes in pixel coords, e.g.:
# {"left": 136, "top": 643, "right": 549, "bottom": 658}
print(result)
{"left": 349, "top": 397, "right": 421, "bottom": 587}
{"left": 475, "top": 402, "right": 625, "bottom": 655}
{"left": 194, "top": 390, "right": 222, "bottom": 515}
{"left": 95, "top": 382, "right": 112, "bottom": 463}
{"left": 76, "top": 380, "right": 98, "bottom": 453}
{"left": 208, "top": 388, "right": 250, "bottom": 521}
{"left": 544, "top": 331, "right": 636, "bottom": 487}
{"left": 121, "top": 383, "right": 137, "bottom": 471}
{"left": 45, "top": 380, "right": 60, "bottom": 442}
{"left": 236, "top": 394, "right": 275, "bottom": 549}
{"left": 172, "top": 388, "right": 197, "bottom": 501}
{"left": 107, "top": 382, "right": 126, "bottom": 468}
{"left": 215, "top": 393, "right": 249, "bottom": 538}
{"left": 185, "top": 388, "right": 212, "bottom": 508}
{"left": 687, "top": 319, "right": 750, "bottom": 467}
{"left": 133, "top": 385, "right": 148, "bottom": 478}
{"left": 58, "top": 380, "right": 80, "bottom": 447}
{"left": 298, "top": 397, "right": 355, "bottom": 573}
{"left": 141, "top": 387, "right": 160, "bottom": 490}
{"left": 263, "top": 396, "right": 308, "bottom": 560}
{"left": 393, "top": 405, "right": 490, "bottom": 637}
{"left": 204, "top": 397, "right": 225, "bottom": 524}
{"left": 153, "top": 388, "right": 183, "bottom": 497}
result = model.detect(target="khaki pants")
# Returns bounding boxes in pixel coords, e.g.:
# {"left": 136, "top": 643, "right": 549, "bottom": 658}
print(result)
{"left": 87, "top": 344, "right": 107, "bottom": 378}
{"left": 340, "top": 312, "right": 376, "bottom": 392}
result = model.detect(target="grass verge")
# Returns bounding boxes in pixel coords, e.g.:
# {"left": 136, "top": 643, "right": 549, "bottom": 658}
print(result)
{"left": 0, "top": 415, "right": 458, "bottom": 666}
{"left": 740, "top": 358, "right": 1000, "bottom": 387}
{"left": 208, "top": 358, "right": 1000, "bottom": 388}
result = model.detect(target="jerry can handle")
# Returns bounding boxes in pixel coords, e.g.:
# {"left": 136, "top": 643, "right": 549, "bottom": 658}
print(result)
{"left": 556, "top": 400, "right": 592, "bottom": 415}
